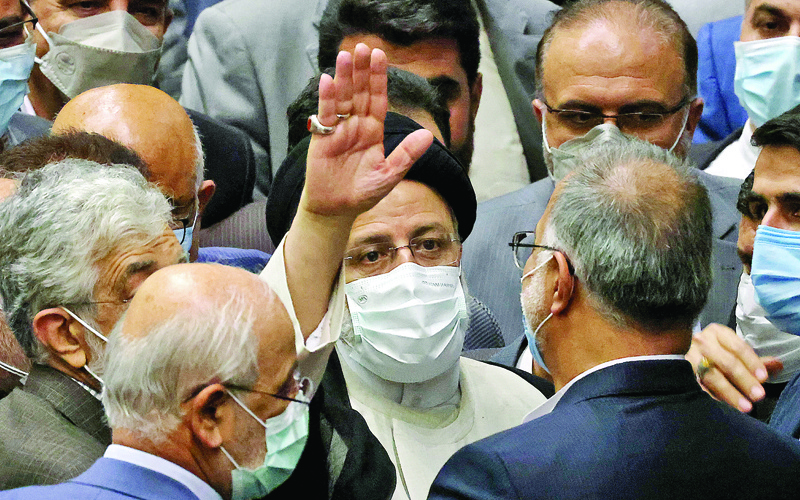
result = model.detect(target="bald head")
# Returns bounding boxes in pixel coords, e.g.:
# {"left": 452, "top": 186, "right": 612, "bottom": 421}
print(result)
{"left": 122, "top": 263, "right": 289, "bottom": 342}
{"left": 542, "top": 138, "right": 711, "bottom": 332}
{"left": 104, "top": 263, "right": 295, "bottom": 443}
{"left": 52, "top": 84, "right": 202, "bottom": 205}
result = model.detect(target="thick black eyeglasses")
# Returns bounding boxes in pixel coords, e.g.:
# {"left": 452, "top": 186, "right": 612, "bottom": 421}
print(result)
{"left": 508, "top": 231, "right": 574, "bottom": 274}
{"left": 541, "top": 97, "right": 690, "bottom": 131}
{"left": 0, "top": 17, "right": 36, "bottom": 49}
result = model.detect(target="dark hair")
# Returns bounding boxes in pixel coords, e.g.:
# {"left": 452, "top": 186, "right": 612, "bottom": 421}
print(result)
{"left": 536, "top": 0, "right": 697, "bottom": 96}
{"left": 0, "top": 131, "right": 148, "bottom": 177}
{"left": 286, "top": 66, "right": 451, "bottom": 152}
{"left": 737, "top": 170, "right": 755, "bottom": 219}
{"left": 751, "top": 103, "right": 800, "bottom": 152}
{"left": 318, "top": 0, "right": 480, "bottom": 85}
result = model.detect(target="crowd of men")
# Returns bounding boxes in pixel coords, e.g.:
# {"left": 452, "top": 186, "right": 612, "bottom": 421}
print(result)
{"left": 1, "top": 0, "right": 800, "bottom": 499}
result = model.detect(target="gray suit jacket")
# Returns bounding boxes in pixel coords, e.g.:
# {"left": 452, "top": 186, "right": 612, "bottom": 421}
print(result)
{"left": 477, "top": 0, "right": 559, "bottom": 182}
{"left": 181, "top": 0, "right": 326, "bottom": 195}
{"left": 463, "top": 170, "right": 742, "bottom": 346}
{"left": 0, "top": 364, "right": 110, "bottom": 489}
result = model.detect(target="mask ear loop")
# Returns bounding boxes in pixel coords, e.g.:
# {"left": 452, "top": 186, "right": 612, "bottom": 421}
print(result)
{"left": 668, "top": 105, "right": 691, "bottom": 153}
{"left": 33, "top": 22, "right": 52, "bottom": 65}
{"left": 0, "top": 360, "right": 28, "bottom": 380}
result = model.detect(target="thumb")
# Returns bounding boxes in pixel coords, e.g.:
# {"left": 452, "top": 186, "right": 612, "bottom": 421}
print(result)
{"left": 384, "top": 129, "right": 434, "bottom": 177}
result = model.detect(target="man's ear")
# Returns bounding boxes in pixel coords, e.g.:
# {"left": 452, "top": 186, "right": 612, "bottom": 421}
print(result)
{"left": 469, "top": 73, "right": 482, "bottom": 122}
{"left": 685, "top": 97, "right": 704, "bottom": 137}
{"left": 197, "top": 180, "right": 216, "bottom": 217}
{"left": 186, "top": 384, "right": 231, "bottom": 449}
{"left": 550, "top": 251, "right": 574, "bottom": 315}
{"left": 32, "top": 308, "right": 87, "bottom": 368}
{"left": 532, "top": 99, "right": 545, "bottom": 124}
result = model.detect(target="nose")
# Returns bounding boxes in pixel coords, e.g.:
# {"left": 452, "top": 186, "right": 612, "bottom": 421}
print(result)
{"left": 760, "top": 207, "right": 787, "bottom": 230}
{"left": 395, "top": 245, "right": 415, "bottom": 265}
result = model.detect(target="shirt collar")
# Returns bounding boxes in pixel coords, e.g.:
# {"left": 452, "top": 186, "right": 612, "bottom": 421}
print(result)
{"left": 104, "top": 444, "right": 223, "bottom": 500}
{"left": 522, "top": 355, "right": 686, "bottom": 423}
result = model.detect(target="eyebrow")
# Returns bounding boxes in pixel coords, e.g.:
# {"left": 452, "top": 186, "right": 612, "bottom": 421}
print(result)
{"left": 349, "top": 223, "right": 453, "bottom": 248}
{"left": 555, "top": 99, "right": 676, "bottom": 113}
{"left": 0, "top": 15, "right": 24, "bottom": 31}
{"left": 776, "top": 192, "right": 800, "bottom": 205}
{"left": 116, "top": 259, "right": 157, "bottom": 296}
{"left": 752, "top": 4, "right": 788, "bottom": 19}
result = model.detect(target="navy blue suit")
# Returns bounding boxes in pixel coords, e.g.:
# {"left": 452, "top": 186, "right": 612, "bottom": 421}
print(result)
{"left": 771, "top": 371, "right": 800, "bottom": 439}
{"left": 0, "top": 457, "right": 200, "bottom": 499}
{"left": 429, "top": 359, "right": 800, "bottom": 499}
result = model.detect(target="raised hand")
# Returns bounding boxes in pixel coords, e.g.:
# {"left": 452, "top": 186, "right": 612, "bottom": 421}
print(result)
{"left": 300, "top": 43, "right": 433, "bottom": 218}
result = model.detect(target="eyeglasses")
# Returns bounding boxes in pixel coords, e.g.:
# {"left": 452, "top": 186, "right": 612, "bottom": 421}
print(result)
{"left": 65, "top": 298, "right": 132, "bottom": 307}
{"left": 0, "top": 17, "right": 36, "bottom": 50}
{"left": 541, "top": 97, "right": 690, "bottom": 133}
{"left": 344, "top": 233, "right": 461, "bottom": 280}
{"left": 183, "top": 370, "right": 313, "bottom": 405}
{"left": 508, "top": 230, "right": 575, "bottom": 275}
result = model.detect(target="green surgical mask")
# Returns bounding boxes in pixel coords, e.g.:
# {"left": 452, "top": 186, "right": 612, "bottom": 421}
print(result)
{"left": 221, "top": 391, "right": 311, "bottom": 500}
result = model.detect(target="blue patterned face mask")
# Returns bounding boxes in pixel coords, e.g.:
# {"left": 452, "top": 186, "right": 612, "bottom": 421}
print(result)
{"left": 734, "top": 36, "right": 800, "bottom": 127}
{"left": 751, "top": 225, "right": 800, "bottom": 336}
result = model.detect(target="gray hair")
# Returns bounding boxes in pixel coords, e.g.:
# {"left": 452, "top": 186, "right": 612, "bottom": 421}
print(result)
{"left": 542, "top": 138, "right": 712, "bottom": 331}
{"left": 0, "top": 160, "right": 171, "bottom": 361}
{"left": 192, "top": 124, "right": 205, "bottom": 191}
{"left": 103, "top": 290, "right": 261, "bottom": 443}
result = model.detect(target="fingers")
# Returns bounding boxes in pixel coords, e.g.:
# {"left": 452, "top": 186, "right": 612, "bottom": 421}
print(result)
{"left": 334, "top": 51, "right": 354, "bottom": 118}
{"left": 351, "top": 43, "right": 373, "bottom": 117}
{"left": 317, "top": 72, "right": 337, "bottom": 128}
{"left": 688, "top": 323, "right": 766, "bottom": 412}
{"left": 763, "top": 356, "right": 784, "bottom": 378}
{"left": 385, "top": 129, "right": 434, "bottom": 177}
{"left": 368, "top": 48, "right": 388, "bottom": 122}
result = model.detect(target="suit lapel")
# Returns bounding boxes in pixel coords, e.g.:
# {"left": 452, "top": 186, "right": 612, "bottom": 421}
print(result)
{"left": 24, "top": 364, "right": 111, "bottom": 445}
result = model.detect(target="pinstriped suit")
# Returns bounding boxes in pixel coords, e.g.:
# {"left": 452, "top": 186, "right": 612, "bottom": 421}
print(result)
{"left": 0, "top": 364, "right": 110, "bottom": 489}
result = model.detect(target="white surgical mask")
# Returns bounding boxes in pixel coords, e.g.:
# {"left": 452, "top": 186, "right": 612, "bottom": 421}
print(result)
{"left": 0, "top": 36, "right": 35, "bottom": 135}
{"left": 221, "top": 390, "right": 310, "bottom": 500}
{"left": 35, "top": 11, "right": 161, "bottom": 99}
{"left": 735, "top": 272, "right": 800, "bottom": 383}
{"left": 542, "top": 112, "right": 688, "bottom": 182}
{"left": 734, "top": 36, "right": 800, "bottom": 127}
{"left": 342, "top": 262, "right": 467, "bottom": 383}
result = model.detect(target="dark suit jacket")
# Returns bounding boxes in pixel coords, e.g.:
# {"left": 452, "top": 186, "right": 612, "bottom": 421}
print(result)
{"left": 0, "top": 457, "right": 200, "bottom": 499}
{"left": 0, "top": 364, "right": 111, "bottom": 489}
{"left": 429, "top": 359, "right": 800, "bottom": 500}
{"left": 770, "top": 371, "right": 800, "bottom": 439}
{"left": 463, "top": 171, "right": 742, "bottom": 346}
{"left": 478, "top": 0, "right": 560, "bottom": 182}
{"left": 185, "top": 108, "right": 256, "bottom": 227}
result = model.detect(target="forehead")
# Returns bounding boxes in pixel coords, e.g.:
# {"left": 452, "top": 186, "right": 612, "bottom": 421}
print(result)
{"left": 542, "top": 21, "right": 685, "bottom": 107}
{"left": 348, "top": 180, "right": 454, "bottom": 242}
{"left": 339, "top": 34, "right": 466, "bottom": 83}
{"left": 753, "top": 145, "right": 800, "bottom": 196}
{"left": 746, "top": 0, "right": 800, "bottom": 17}
{"left": 94, "top": 227, "right": 185, "bottom": 300}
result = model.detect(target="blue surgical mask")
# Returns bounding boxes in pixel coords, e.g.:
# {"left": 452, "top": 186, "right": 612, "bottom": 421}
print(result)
{"left": 734, "top": 36, "right": 800, "bottom": 127}
{"left": 520, "top": 254, "right": 554, "bottom": 373}
{"left": 0, "top": 37, "right": 35, "bottom": 136}
{"left": 751, "top": 225, "right": 800, "bottom": 336}
{"left": 173, "top": 223, "right": 194, "bottom": 255}
{"left": 221, "top": 391, "right": 311, "bottom": 500}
